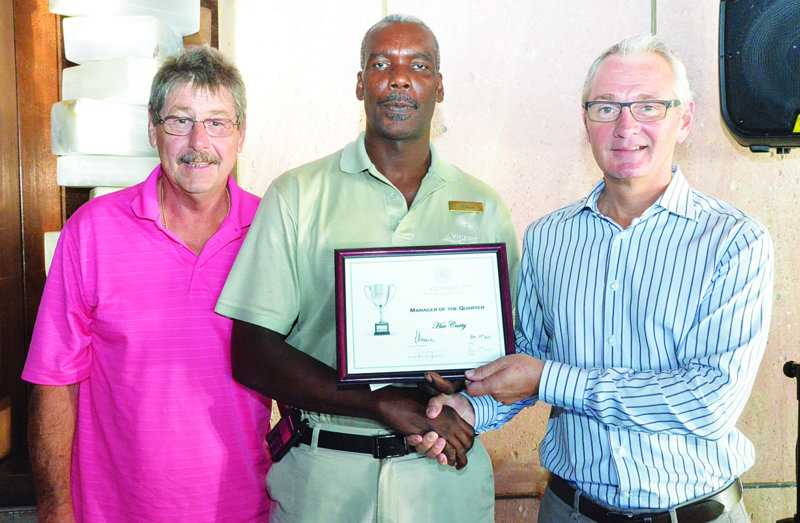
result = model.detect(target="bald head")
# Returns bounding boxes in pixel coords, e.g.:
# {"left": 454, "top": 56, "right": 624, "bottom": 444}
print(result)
{"left": 360, "top": 14, "right": 440, "bottom": 72}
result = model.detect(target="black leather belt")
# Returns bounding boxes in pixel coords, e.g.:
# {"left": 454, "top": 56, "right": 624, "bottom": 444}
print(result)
{"left": 298, "top": 428, "right": 412, "bottom": 459}
{"left": 547, "top": 474, "right": 742, "bottom": 523}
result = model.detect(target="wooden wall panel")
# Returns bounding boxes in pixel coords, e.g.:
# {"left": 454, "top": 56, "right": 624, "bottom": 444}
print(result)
{"left": 0, "top": 0, "right": 24, "bottom": 452}
{"left": 8, "top": 0, "right": 62, "bottom": 451}
{"left": 15, "top": 0, "right": 62, "bottom": 333}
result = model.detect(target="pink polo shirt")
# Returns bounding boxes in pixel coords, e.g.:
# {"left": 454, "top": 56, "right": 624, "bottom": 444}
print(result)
{"left": 23, "top": 166, "right": 271, "bottom": 522}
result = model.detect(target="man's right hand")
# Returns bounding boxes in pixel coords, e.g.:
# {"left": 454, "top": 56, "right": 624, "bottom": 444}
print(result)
{"left": 405, "top": 392, "right": 475, "bottom": 465}
{"left": 376, "top": 386, "right": 474, "bottom": 470}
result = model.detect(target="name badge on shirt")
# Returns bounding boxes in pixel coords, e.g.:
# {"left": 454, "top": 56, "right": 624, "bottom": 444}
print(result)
{"left": 449, "top": 201, "right": 484, "bottom": 213}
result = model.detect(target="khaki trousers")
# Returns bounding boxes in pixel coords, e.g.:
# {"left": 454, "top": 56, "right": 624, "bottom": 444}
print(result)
{"left": 266, "top": 426, "right": 495, "bottom": 523}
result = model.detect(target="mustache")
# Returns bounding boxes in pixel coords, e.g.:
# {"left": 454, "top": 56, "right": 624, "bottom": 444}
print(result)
{"left": 377, "top": 92, "right": 419, "bottom": 109}
{"left": 178, "top": 152, "right": 220, "bottom": 165}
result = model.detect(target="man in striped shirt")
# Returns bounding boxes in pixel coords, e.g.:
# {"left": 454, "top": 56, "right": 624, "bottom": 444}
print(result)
{"left": 412, "top": 35, "right": 773, "bottom": 522}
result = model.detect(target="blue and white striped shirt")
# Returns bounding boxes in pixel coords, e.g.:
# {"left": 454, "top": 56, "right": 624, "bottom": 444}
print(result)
{"left": 470, "top": 168, "right": 773, "bottom": 510}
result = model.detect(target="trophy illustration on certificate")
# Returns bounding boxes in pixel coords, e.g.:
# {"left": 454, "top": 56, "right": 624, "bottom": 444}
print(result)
{"left": 364, "top": 283, "right": 396, "bottom": 335}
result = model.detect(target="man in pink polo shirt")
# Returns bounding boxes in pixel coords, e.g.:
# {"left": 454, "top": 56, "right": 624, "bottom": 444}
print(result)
{"left": 22, "top": 46, "right": 271, "bottom": 522}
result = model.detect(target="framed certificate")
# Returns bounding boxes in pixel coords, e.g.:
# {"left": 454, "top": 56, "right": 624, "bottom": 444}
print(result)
{"left": 335, "top": 244, "right": 514, "bottom": 384}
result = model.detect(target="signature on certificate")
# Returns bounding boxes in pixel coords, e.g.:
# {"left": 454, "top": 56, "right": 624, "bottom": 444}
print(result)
{"left": 467, "top": 333, "right": 494, "bottom": 355}
{"left": 408, "top": 349, "right": 442, "bottom": 362}
{"left": 414, "top": 330, "right": 436, "bottom": 345}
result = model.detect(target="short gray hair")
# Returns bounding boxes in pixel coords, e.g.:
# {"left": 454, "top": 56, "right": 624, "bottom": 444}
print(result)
{"left": 149, "top": 46, "right": 246, "bottom": 126}
{"left": 581, "top": 34, "right": 693, "bottom": 107}
{"left": 360, "top": 14, "right": 441, "bottom": 72}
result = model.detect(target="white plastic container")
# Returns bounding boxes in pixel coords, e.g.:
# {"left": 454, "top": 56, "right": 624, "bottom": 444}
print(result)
{"left": 62, "top": 57, "right": 159, "bottom": 104}
{"left": 57, "top": 155, "right": 158, "bottom": 187}
{"left": 50, "top": 0, "right": 200, "bottom": 36}
{"left": 51, "top": 99, "right": 157, "bottom": 157}
{"left": 44, "top": 231, "right": 61, "bottom": 276}
{"left": 62, "top": 15, "right": 182, "bottom": 64}
{"left": 90, "top": 187, "right": 128, "bottom": 198}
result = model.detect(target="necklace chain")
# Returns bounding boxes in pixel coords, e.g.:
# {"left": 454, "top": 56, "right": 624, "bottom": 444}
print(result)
{"left": 159, "top": 178, "right": 230, "bottom": 230}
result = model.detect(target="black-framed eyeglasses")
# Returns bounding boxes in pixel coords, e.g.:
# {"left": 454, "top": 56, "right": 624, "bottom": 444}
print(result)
{"left": 583, "top": 99, "right": 681, "bottom": 122}
{"left": 156, "top": 115, "right": 240, "bottom": 137}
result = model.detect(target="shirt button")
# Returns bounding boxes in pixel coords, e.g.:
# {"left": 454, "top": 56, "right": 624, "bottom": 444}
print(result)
{"left": 618, "top": 448, "right": 626, "bottom": 457}
{"left": 608, "top": 336, "right": 616, "bottom": 345}
{"left": 610, "top": 281, "right": 619, "bottom": 291}
{"left": 389, "top": 192, "right": 398, "bottom": 199}
{"left": 621, "top": 491, "right": 629, "bottom": 498}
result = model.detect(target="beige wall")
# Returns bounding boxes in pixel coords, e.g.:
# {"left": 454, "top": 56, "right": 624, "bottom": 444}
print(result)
{"left": 226, "top": 1, "right": 799, "bottom": 521}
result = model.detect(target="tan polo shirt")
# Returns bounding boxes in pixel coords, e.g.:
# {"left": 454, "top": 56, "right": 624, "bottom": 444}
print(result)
{"left": 216, "top": 133, "right": 519, "bottom": 432}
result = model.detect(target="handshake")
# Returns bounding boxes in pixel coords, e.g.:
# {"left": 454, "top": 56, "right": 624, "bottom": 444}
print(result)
{"left": 403, "top": 354, "right": 544, "bottom": 469}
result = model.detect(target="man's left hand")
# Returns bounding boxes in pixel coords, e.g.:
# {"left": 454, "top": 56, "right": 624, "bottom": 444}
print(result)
{"left": 417, "top": 371, "right": 462, "bottom": 396}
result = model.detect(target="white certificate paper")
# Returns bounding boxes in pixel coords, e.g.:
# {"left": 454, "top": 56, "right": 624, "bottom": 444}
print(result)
{"left": 335, "top": 244, "right": 514, "bottom": 384}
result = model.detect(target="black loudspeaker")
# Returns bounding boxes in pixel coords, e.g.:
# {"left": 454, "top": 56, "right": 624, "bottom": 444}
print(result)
{"left": 719, "top": 0, "right": 800, "bottom": 152}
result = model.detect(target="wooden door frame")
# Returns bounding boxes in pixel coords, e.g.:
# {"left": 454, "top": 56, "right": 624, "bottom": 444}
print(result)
{"left": 1, "top": 0, "right": 62, "bottom": 461}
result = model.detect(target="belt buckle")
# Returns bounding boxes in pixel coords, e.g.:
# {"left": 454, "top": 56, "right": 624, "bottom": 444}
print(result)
{"left": 608, "top": 514, "right": 658, "bottom": 523}
{"left": 605, "top": 511, "right": 651, "bottom": 523}
{"left": 373, "top": 434, "right": 408, "bottom": 459}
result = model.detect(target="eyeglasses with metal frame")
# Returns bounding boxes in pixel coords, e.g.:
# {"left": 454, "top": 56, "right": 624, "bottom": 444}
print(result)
{"left": 155, "top": 115, "right": 240, "bottom": 137}
{"left": 583, "top": 99, "right": 681, "bottom": 123}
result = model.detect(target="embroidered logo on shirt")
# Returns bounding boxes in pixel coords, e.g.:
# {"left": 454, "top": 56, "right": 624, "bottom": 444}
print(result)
{"left": 448, "top": 201, "right": 483, "bottom": 213}
{"left": 444, "top": 233, "right": 479, "bottom": 244}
